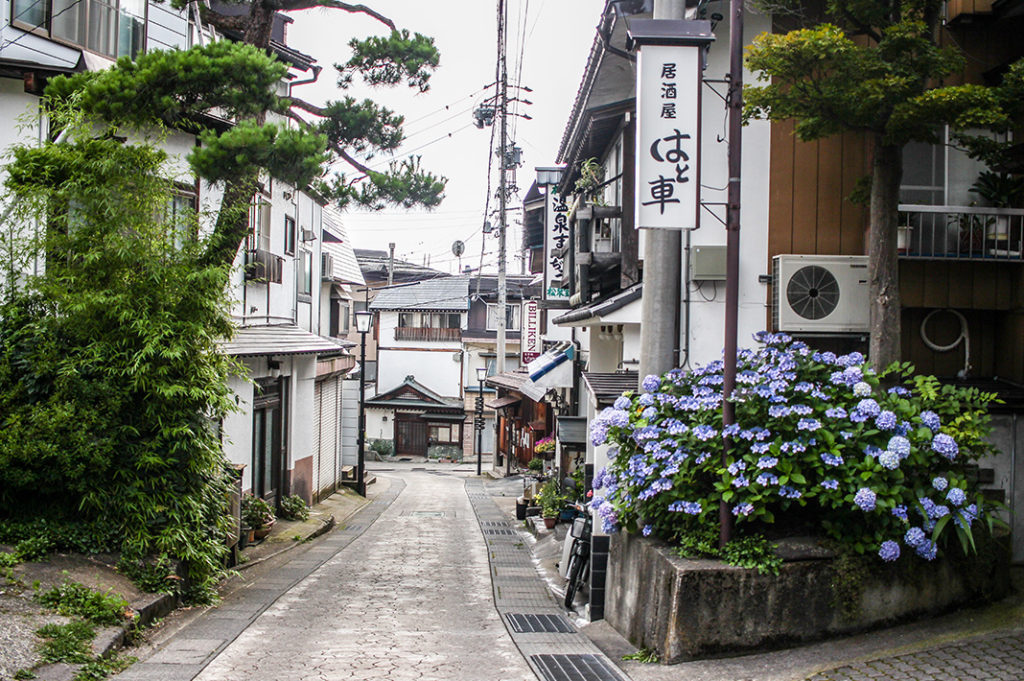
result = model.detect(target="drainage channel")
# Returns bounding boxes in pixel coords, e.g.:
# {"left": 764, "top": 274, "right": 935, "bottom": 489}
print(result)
{"left": 464, "top": 479, "right": 628, "bottom": 681}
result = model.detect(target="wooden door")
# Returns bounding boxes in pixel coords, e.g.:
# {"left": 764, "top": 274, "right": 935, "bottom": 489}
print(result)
{"left": 395, "top": 415, "right": 427, "bottom": 456}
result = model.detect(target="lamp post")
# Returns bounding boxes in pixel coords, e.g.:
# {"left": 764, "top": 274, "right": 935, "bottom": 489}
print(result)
{"left": 354, "top": 309, "right": 373, "bottom": 497}
{"left": 475, "top": 366, "right": 487, "bottom": 476}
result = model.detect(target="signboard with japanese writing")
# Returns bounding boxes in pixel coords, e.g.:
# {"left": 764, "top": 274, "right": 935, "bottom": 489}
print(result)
{"left": 521, "top": 300, "right": 540, "bottom": 364}
{"left": 636, "top": 43, "right": 702, "bottom": 230}
{"left": 544, "top": 188, "right": 570, "bottom": 299}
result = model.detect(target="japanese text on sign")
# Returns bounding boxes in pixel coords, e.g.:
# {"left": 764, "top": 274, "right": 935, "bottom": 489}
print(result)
{"left": 545, "top": 189, "right": 570, "bottom": 299}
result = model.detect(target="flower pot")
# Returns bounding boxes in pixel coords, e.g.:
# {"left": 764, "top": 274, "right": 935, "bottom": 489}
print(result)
{"left": 543, "top": 517, "right": 557, "bottom": 530}
{"left": 253, "top": 518, "right": 275, "bottom": 540}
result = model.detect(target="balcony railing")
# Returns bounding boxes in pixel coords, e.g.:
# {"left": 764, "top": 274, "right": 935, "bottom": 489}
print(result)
{"left": 897, "top": 204, "right": 1024, "bottom": 262}
{"left": 394, "top": 326, "right": 462, "bottom": 342}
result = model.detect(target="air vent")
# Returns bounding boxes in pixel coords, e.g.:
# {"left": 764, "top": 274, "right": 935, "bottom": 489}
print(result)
{"left": 772, "top": 255, "right": 869, "bottom": 333}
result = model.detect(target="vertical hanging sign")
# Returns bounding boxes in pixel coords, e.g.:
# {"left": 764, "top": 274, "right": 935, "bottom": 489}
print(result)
{"left": 544, "top": 188, "right": 570, "bottom": 299}
{"left": 521, "top": 300, "right": 540, "bottom": 364}
{"left": 631, "top": 21, "right": 714, "bottom": 230}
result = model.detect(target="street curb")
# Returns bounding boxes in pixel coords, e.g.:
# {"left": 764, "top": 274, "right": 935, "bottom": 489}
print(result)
{"left": 235, "top": 514, "right": 338, "bottom": 572}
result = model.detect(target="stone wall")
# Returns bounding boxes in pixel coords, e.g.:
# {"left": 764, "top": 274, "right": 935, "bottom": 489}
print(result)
{"left": 606, "top": 531, "right": 1009, "bottom": 663}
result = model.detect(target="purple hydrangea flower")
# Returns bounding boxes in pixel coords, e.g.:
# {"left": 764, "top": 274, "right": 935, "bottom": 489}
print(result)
{"left": 590, "top": 422, "right": 609, "bottom": 446}
{"left": 756, "top": 456, "right": 778, "bottom": 469}
{"left": 904, "top": 527, "right": 926, "bottom": 547}
{"left": 879, "top": 451, "right": 900, "bottom": 470}
{"left": 642, "top": 407, "right": 657, "bottom": 420}
{"left": 920, "top": 410, "right": 941, "bottom": 432}
{"left": 821, "top": 479, "right": 839, "bottom": 490}
{"left": 727, "top": 461, "right": 747, "bottom": 475}
{"left": 888, "top": 386, "right": 911, "bottom": 396}
{"left": 854, "top": 488, "right": 877, "bottom": 511}
{"left": 856, "top": 398, "right": 881, "bottom": 417}
{"left": 668, "top": 500, "right": 702, "bottom": 515}
{"left": 853, "top": 381, "right": 872, "bottom": 397}
{"left": 892, "top": 505, "right": 908, "bottom": 521}
{"left": 731, "top": 474, "right": 749, "bottom": 488}
{"left": 638, "top": 393, "right": 655, "bottom": 407}
{"left": 731, "top": 502, "right": 755, "bottom": 517}
{"left": 916, "top": 539, "right": 938, "bottom": 561}
{"left": 756, "top": 472, "right": 779, "bottom": 486}
{"left": 887, "top": 436, "right": 911, "bottom": 459}
{"left": 751, "top": 442, "right": 771, "bottom": 454}
{"left": 613, "top": 395, "right": 632, "bottom": 410}
{"left": 768, "top": 405, "right": 792, "bottom": 418}
{"left": 692, "top": 425, "right": 718, "bottom": 441}
{"left": 797, "top": 418, "right": 822, "bottom": 432}
{"left": 878, "top": 540, "right": 900, "bottom": 562}
{"left": 875, "top": 410, "right": 898, "bottom": 431}
{"left": 779, "top": 485, "right": 801, "bottom": 499}
{"left": 932, "top": 433, "right": 959, "bottom": 460}
{"left": 825, "top": 406, "right": 848, "bottom": 419}
{"left": 946, "top": 487, "right": 966, "bottom": 507}
{"left": 820, "top": 452, "right": 844, "bottom": 467}
{"left": 642, "top": 374, "right": 661, "bottom": 393}
{"left": 642, "top": 524, "right": 653, "bottom": 536}
{"left": 932, "top": 477, "right": 948, "bottom": 491}
{"left": 929, "top": 504, "right": 950, "bottom": 520}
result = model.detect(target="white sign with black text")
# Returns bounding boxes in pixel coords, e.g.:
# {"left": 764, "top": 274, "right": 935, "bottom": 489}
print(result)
{"left": 521, "top": 300, "right": 541, "bottom": 364}
{"left": 544, "top": 188, "right": 570, "bottom": 299}
{"left": 635, "top": 43, "right": 702, "bottom": 230}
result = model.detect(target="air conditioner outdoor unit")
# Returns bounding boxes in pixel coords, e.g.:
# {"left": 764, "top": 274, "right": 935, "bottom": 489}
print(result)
{"left": 773, "top": 255, "right": 869, "bottom": 333}
{"left": 321, "top": 252, "right": 335, "bottom": 281}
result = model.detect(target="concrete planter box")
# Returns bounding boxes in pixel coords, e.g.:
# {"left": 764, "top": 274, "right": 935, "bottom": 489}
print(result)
{"left": 606, "top": 531, "right": 1008, "bottom": 663}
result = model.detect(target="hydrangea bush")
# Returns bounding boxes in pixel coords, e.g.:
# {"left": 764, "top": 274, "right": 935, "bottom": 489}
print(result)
{"left": 590, "top": 333, "right": 999, "bottom": 563}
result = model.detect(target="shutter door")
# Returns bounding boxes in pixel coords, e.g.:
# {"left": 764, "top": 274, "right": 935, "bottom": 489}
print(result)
{"left": 313, "top": 380, "right": 323, "bottom": 498}
{"left": 341, "top": 380, "right": 360, "bottom": 468}
{"left": 316, "top": 377, "right": 340, "bottom": 501}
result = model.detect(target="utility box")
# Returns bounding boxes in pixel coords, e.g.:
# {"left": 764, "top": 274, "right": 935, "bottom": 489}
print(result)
{"left": 690, "top": 245, "right": 727, "bottom": 281}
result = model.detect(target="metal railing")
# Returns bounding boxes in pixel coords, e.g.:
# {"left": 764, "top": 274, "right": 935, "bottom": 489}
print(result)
{"left": 897, "top": 204, "right": 1024, "bottom": 261}
{"left": 394, "top": 326, "right": 462, "bottom": 342}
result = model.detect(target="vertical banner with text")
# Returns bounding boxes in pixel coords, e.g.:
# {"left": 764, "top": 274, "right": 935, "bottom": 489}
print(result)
{"left": 636, "top": 42, "right": 702, "bottom": 230}
{"left": 521, "top": 300, "right": 540, "bottom": 364}
{"left": 544, "top": 188, "right": 570, "bottom": 300}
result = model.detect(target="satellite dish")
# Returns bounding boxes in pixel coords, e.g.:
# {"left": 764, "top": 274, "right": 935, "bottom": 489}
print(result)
{"left": 452, "top": 240, "right": 465, "bottom": 257}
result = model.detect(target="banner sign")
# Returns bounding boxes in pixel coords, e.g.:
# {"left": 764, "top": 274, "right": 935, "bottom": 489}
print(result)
{"left": 521, "top": 300, "right": 541, "bottom": 364}
{"left": 544, "top": 188, "right": 570, "bottom": 299}
{"left": 636, "top": 43, "right": 702, "bottom": 230}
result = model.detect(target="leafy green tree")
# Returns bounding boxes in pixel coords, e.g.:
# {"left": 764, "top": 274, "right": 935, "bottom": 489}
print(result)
{"left": 1, "top": 119, "right": 238, "bottom": 598}
{"left": 745, "top": 0, "right": 1024, "bottom": 369}
{"left": 43, "top": 1, "right": 446, "bottom": 269}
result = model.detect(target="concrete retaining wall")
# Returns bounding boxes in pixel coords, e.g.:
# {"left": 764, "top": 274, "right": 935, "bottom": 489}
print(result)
{"left": 606, "top": 531, "right": 1008, "bottom": 663}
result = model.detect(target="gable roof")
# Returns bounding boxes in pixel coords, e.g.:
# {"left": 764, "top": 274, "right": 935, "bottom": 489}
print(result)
{"left": 322, "top": 210, "right": 365, "bottom": 286}
{"left": 370, "top": 276, "right": 470, "bottom": 311}
{"left": 365, "top": 375, "right": 464, "bottom": 410}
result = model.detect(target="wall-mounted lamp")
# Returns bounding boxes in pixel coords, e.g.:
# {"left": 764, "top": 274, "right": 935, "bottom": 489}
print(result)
{"left": 267, "top": 359, "right": 282, "bottom": 379}
{"left": 283, "top": 190, "right": 293, "bottom": 201}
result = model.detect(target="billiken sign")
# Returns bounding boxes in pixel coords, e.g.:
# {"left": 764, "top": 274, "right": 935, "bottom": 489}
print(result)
{"left": 629, "top": 19, "right": 714, "bottom": 230}
{"left": 521, "top": 301, "right": 541, "bottom": 364}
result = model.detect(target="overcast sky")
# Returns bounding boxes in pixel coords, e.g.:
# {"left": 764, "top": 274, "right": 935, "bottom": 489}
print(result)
{"left": 287, "top": 1, "right": 602, "bottom": 274}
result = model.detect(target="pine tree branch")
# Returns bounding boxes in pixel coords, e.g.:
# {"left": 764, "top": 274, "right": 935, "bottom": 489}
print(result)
{"left": 271, "top": 0, "right": 395, "bottom": 29}
{"left": 201, "top": 10, "right": 251, "bottom": 35}
{"left": 284, "top": 95, "right": 327, "bottom": 118}
{"left": 338, "top": 148, "right": 373, "bottom": 176}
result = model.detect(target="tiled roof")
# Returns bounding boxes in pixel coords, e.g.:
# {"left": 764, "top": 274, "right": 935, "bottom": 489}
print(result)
{"left": 583, "top": 371, "right": 638, "bottom": 405}
{"left": 220, "top": 325, "right": 353, "bottom": 357}
{"left": 370, "top": 276, "right": 470, "bottom": 311}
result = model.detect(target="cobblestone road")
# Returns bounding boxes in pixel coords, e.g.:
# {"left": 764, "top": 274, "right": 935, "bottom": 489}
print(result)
{"left": 192, "top": 469, "right": 533, "bottom": 681}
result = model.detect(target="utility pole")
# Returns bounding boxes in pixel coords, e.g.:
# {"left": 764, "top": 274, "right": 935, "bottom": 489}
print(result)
{"left": 387, "top": 242, "right": 395, "bottom": 287}
{"left": 496, "top": 0, "right": 508, "bottom": 376}
{"left": 638, "top": 0, "right": 684, "bottom": 380}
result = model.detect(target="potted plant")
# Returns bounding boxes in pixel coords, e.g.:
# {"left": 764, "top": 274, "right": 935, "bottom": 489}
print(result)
{"left": 241, "top": 494, "right": 275, "bottom": 540}
{"left": 536, "top": 479, "right": 565, "bottom": 530}
{"left": 970, "top": 170, "right": 1024, "bottom": 252}
{"left": 534, "top": 436, "right": 556, "bottom": 460}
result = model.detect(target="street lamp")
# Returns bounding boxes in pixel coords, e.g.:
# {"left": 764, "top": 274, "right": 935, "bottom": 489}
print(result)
{"left": 475, "top": 366, "right": 487, "bottom": 476}
{"left": 354, "top": 309, "right": 374, "bottom": 496}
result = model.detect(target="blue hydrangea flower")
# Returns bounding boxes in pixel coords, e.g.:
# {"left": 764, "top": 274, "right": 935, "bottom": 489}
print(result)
{"left": 932, "top": 477, "right": 948, "bottom": 491}
{"left": 642, "top": 524, "right": 653, "bottom": 536}
{"left": 613, "top": 395, "right": 632, "bottom": 410}
{"left": 879, "top": 451, "right": 900, "bottom": 470}
{"left": 915, "top": 539, "right": 938, "bottom": 561}
{"left": 791, "top": 404, "right": 814, "bottom": 416}
{"left": 946, "top": 487, "right": 966, "bottom": 507}
{"left": 797, "top": 418, "right": 821, "bottom": 432}
{"left": 638, "top": 393, "right": 655, "bottom": 407}
{"left": 887, "top": 436, "right": 911, "bottom": 459}
{"left": 756, "top": 472, "right": 779, "bottom": 486}
{"left": 692, "top": 425, "right": 718, "bottom": 441}
{"left": 878, "top": 540, "right": 900, "bottom": 562}
{"left": 932, "top": 433, "right": 959, "bottom": 460}
{"left": 727, "top": 461, "right": 747, "bottom": 475}
{"left": 695, "top": 452, "right": 712, "bottom": 464}
{"left": 887, "top": 386, "right": 911, "bottom": 396}
{"left": 779, "top": 485, "right": 801, "bottom": 499}
{"left": 854, "top": 488, "right": 877, "bottom": 511}
{"left": 731, "top": 502, "right": 754, "bottom": 517}
{"left": 665, "top": 419, "right": 688, "bottom": 435}
{"left": 731, "top": 474, "right": 749, "bottom": 488}
{"left": 642, "top": 407, "right": 657, "bottom": 420}
{"left": 928, "top": 504, "right": 950, "bottom": 520}
{"left": 863, "top": 445, "right": 882, "bottom": 458}
{"left": 768, "top": 405, "right": 792, "bottom": 418}
{"left": 892, "top": 505, "right": 908, "bottom": 521}
{"left": 904, "top": 527, "right": 926, "bottom": 547}
{"left": 875, "top": 410, "right": 897, "bottom": 431}
{"left": 821, "top": 479, "right": 839, "bottom": 490}
{"left": 756, "top": 456, "right": 778, "bottom": 469}
{"left": 820, "top": 452, "right": 844, "bottom": 467}
{"left": 590, "top": 422, "right": 609, "bottom": 446}
{"left": 642, "top": 374, "right": 661, "bottom": 393}
{"left": 825, "top": 406, "right": 848, "bottom": 419}
{"left": 838, "top": 352, "right": 865, "bottom": 367}
{"left": 856, "top": 398, "right": 881, "bottom": 417}
{"left": 853, "top": 381, "right": 872, "bottom": 397}
{"left": 667, "top": 500, "right": 702, "bottom": 515}
{"left": 920, "top": 410, "right": 941, "bottom": 432}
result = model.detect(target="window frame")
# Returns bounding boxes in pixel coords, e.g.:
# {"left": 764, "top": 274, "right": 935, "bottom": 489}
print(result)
{"left": 283, "top": 215, "right": 296, "bottom": 256}
{"left": 485, "top": 303, "right": 521, "bottom": 331}
{"left": 297, "top": 249, "right": 313, "bottom": 299}
{"left": 11, "top": 0, "right": 148, "bottom": 59}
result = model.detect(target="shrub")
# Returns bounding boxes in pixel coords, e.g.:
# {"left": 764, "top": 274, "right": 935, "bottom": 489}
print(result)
{"left": 241, "top": 495, "right": 274, "bottom": 530}
{"left": 527, "top": 458, "right": 544, "bottom": 472}
{"left": 590, "top": 333, "right": 998, "bottom": 564}
{"left": 368, "top": 439, "right": 394, "bottom": 458}
{"left": 277, "top": 494, "right": 310, "bottom": 522}
{"left": 36, "top": 621, "right": 95, "bottom": 665}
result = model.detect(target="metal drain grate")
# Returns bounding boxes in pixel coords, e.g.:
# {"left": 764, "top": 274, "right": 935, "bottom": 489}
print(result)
{"left": 505, "top": 613, "right": 575, "bottom": 634}
{"left": 481, "top": 521, "right": 510, "bottom": 527}
{"left": 485, "top": 528, "right": 514, "bottom": 535}
{"left": 531, "top": 655, "right": 625, "bottom": 681}
{"left": 408, "top": 511, "right": 446, "bottom": 518}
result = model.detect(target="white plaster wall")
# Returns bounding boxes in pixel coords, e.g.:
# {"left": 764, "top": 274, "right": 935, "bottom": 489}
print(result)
{"left": 364, "top": 409, "right": 393, "bottom": 441}
{"left": 588, "top": 332, "right": 622, "bottom": 373}
{"left": 377, "top": 348, "right": 463, "bottom": 398}
{"left": 680, "top": 10, "right": 773, "bottom": 368}
{"left": 223, "top": 372, "right": 256, "bottom": 492}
